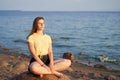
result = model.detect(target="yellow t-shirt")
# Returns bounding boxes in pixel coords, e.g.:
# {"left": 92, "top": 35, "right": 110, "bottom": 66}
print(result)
{"left": 27, "top": 33, "right": 52, "bottom": 56}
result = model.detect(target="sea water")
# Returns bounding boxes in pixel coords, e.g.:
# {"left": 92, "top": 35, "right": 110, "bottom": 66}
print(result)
{"left": 0, "top": 11, "right": 120, "bottom": 69}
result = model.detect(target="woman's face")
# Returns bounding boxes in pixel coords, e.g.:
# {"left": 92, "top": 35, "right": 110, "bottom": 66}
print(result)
{"left": 37, "top": 19, "right": 45, "bottom": 31}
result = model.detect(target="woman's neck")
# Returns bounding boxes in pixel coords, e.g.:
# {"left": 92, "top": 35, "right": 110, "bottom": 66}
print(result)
{"left": 36, "top": 30, "right": 44, "bottom": 35}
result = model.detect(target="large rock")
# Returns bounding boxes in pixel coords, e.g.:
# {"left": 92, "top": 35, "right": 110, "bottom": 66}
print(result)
{"left": 13, "top": 62, "right": 28, "bottom": 73}
{"left": 62, "top": 52, "right": 75, "bottom": 62}
{"left": 0, "top": 60, "right": 9, "bottom": 67}
{"left": 12, "top": 71, "right": 71, "bottom": 80}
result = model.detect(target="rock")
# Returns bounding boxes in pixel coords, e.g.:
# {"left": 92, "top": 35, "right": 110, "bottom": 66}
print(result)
{"left": 105, "top": 75, "right": 117, "bottom": 80}
{"left": 13, "top": 62, "right": 28, "bottom": 72}
{"left": 12, "top": 71, "right": 71, "bottom": 80}
{"left": 63, "top": 52, "right": 75, "bottom": 62}
{"left": 88, "top": 60, "right": 94, "bottom": 66}
{"left": 94, "top": 64, "right": 107, "bottom": 70}
{"left": 2, "top": 47, "right": 10, "bottom": 51}
{"left": 75, "top": 60, "right": 81, "bottom": 64}
{"left": 0, "top": 60, "right": 9, "bottom": 67}
{"left": 79, "top": 52, "right": 85, "bottom": 56}
{"left": 93, "top": 73, "right": 102, "bottom": 78}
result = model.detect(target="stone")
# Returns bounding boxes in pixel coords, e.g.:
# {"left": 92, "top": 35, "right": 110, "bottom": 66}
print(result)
{"left": 94, "top": 64, "right": 107, "bottom": 70}
{"left": 63, "top": 52, "right": 75, "bottom": 62}
{"left": 13, "top": 62, "right": 28, "bottom": 73}
{"left": 105, "top": 75, "right": 117, "bottom": 80}
{"left": 0, "top": 60, "right": 9, "bottom": 67}
{"left": 93, "top": 73, "right": 102, "bottom": 78}
{"left": 79, "top": 52, "right": 85, "bottom": 56}
{"left": 12, "top": 71, "right": 71, "bottom": 80}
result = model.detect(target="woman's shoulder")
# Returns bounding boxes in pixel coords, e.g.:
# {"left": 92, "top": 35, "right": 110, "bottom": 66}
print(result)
{"left": 27, "top": 33, "right": 36, "bottom": 39}
{"left": 44, "top": 34, "right": 51, "bottom": 38}
{"left": 27, "top": 33, "right": 36, "bottom": 43}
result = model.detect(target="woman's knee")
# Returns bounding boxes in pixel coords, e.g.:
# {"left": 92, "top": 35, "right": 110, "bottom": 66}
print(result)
{"left": 29, "top": 62, "right": 39, "bottom": 73}
{"left": 63, "top": 59, "right": 71, "bottom": 66}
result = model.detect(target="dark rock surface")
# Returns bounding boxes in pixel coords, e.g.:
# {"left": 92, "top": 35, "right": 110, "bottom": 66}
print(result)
{"left": 12, "top": 71, "right": 71, "bottom": 80}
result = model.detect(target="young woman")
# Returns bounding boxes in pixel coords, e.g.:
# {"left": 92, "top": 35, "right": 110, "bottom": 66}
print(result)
{"left": 27, "top": 17, "right": 71, "bottom": 78}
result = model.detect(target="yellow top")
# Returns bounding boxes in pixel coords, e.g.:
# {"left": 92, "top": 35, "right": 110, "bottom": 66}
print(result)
{"left": 27, "top": 33, "right": 52, "bottom": 56}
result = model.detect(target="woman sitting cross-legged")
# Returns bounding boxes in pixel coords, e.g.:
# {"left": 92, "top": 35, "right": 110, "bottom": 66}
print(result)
{"left": 27, "top": 17, "right": 71, "bottom": 78}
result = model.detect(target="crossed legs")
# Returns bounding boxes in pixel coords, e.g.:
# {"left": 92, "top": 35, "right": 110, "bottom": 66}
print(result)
{"left": 29, "top": 59, "right": 71, "bottom": 77}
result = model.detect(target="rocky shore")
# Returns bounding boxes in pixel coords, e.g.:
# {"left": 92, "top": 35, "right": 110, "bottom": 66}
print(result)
{"left": 0, "top": 46, "right": 120, "bottom": 80}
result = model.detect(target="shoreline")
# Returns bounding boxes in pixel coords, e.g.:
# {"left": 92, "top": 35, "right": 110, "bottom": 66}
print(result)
{"left": 1, "top": 45, "right": 120, "bottom": 71}
{"left": 0, "top": 45, "right": 120, "bottom": 80}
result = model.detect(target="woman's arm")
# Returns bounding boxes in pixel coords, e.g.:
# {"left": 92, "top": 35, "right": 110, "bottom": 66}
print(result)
{"left": 48, "top": 43, "right": 55, "bottom": 72}
{"left": 28, "top": 42, "right": 44, "bottom": 65}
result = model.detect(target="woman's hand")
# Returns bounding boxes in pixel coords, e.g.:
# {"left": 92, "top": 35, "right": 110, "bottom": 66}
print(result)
{"left": 49, "top": 64, "right": 55, "bottom": 73}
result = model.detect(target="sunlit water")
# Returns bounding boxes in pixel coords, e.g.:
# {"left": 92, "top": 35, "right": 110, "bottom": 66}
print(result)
{"left": 0, "top": 11, "right": 120, "bottom": 70}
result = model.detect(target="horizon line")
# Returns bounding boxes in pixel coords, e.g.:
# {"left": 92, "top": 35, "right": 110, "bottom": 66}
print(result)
{"left": 0, "top": 10, "right": 120, "bottom": 12}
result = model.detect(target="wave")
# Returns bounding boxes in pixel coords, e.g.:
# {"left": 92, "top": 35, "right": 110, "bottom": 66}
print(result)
{"left": 78, "top": 54, "right": 120, "bottom": 65}
{"left": 60, "top": 36, "right": 76, "bottom": 40}
{"left": 13, "top": 39, "right": 27, "bottom": 44}
{"left": 53, "top": 44, "right": 75, "bottom": 48}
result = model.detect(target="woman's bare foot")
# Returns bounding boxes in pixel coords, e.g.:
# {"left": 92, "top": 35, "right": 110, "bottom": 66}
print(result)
{"left": 54, "top": 71, "right": 63, "bottom": 78}
{"left": 40, "top": 74, "right": 43, "bottom": 78}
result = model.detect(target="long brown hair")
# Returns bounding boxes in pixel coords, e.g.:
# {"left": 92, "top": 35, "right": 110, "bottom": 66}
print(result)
{"left": 27, "top": 17, "right": 44, "bottom": 38}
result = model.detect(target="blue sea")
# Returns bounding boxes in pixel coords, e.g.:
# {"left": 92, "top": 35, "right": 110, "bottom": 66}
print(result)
{"left": 0, "top": 11, "right": 120, "bottom": 69}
